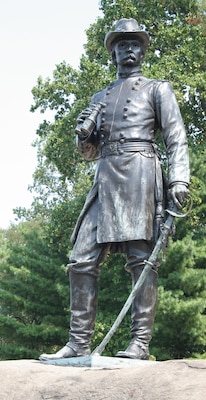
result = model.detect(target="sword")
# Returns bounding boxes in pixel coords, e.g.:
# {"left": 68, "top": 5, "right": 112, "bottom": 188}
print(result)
{"left": 92, "top": 198, "right": 192, "bottom": 356}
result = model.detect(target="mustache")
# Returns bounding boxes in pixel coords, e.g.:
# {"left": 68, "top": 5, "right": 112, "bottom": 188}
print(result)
{"left": 123, "top": 52, "right": 136, "bottom": 60}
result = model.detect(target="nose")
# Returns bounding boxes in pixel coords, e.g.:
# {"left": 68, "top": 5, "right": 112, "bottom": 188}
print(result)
{"left": 125, "top": 42, "right": 136, "bottom": 52}
{"left": 127, "top": 43, "right": 133, "bottom": 50}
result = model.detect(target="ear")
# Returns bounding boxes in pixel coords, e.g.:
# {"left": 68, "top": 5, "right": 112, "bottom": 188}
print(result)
{"left": 140, "top": 54, "right": 144, "bottom": 64}
{"left": 140, "top": 50, "right": 145, "bottom": 65}
{"left": 111, "top": 50, "right": 117, "bottom": 67}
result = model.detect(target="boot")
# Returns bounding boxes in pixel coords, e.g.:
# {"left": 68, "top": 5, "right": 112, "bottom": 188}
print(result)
{"left": 39, "top": 270, "right": 98, "bottom": 361}
{"left": 116, "top": 264, "right": 158, "bottom": 360}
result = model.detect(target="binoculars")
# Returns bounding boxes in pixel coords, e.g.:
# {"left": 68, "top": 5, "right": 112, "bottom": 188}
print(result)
{"left": 75, "top": 102, "right": 105, "bottom": 138}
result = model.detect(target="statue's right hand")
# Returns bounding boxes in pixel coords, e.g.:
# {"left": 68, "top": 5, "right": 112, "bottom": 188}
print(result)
{"left": 77, "top": 107, "right": 93, "bottom": 124}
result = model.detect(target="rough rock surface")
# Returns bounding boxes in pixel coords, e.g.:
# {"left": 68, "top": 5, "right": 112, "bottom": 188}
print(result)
{"left": 0, "top": 358, "right": 205, "bottom": 399}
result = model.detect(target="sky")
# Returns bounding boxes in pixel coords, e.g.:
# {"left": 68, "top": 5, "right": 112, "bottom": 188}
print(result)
{"left": 0, "top": 0, "right": 102, "bottom": 229}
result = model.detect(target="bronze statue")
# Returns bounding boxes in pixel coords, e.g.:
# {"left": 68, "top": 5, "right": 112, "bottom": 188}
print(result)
{"left": 40, "top": 18, "right": 190, "bottom": 361}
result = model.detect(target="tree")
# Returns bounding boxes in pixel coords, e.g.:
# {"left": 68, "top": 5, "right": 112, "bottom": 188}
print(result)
{"left": 0, "top": 222, "right": 69, "bottom": 360}
{"left": 24, "top": 0, "right": 205, "bottom": 215}
{"left": 12, "top": 0, "right": 206, "bottom": 360}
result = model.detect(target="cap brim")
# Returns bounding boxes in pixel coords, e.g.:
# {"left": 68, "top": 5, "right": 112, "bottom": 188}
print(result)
{"left": 104, "top": 31, "right": 150, "bottom": 53}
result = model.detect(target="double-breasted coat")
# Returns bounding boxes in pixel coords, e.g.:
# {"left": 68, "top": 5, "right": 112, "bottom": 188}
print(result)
{"left": 71, "top": 74, "right": 190, "bottom": 247}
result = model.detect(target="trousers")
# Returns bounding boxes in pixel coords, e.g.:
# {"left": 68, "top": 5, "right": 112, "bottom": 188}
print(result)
{"left": 68, "top": 197, "right": 154, "bottom": 276}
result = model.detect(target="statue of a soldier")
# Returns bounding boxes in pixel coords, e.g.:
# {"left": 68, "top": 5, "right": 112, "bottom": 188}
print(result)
{"left": 40, "top": 18, "right": 190, "bottom": 361}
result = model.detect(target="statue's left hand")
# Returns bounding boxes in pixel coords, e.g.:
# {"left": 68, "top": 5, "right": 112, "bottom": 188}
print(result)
{"left": 169, "top": 183, "right": 190, "bottom": 210}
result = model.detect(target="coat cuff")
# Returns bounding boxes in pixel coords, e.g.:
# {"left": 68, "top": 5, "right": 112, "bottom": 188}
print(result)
{"left": 168, "top": 181, "right": 190, "bottom": 189}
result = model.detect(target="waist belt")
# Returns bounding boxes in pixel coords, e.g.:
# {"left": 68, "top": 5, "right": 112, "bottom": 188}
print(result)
{"left": 101, "top": 141, "right": 155, "bottom": 157}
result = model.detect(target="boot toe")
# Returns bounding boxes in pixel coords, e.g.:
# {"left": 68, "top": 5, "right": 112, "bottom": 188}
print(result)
{"left": 39, "top": 345, "right": 77, "bottom": 361}
{"left": 116, "top": 342, "right": 149, "bottom": 360}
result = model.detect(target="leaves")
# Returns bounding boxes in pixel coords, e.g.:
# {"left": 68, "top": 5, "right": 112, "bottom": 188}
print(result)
{"left": 1, "top": 0, "right": 205, "bottom": 360}
{"left": 0, "top": 222, "right": 69, "bottom": 359}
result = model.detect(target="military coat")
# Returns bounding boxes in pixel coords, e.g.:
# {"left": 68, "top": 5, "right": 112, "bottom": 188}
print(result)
{"left": 71, "top": 74, "right": 190, "bottom": 246}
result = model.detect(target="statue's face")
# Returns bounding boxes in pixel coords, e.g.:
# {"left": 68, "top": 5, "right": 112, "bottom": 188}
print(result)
{"left": 113, "top": 38, "right": 143, "bottom": 67}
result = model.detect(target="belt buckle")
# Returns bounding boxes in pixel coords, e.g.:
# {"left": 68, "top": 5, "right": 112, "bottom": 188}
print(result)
{"left": 109, "top": 142, "right": 117, "bottom": 152}
{"left": 101, "top": 142, "right": 118, "bottom": 157}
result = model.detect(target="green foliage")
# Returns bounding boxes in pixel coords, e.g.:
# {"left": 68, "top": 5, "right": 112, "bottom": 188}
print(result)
{"left": 7, "top": 0, "right": 205, "bottom": 361}
{"left": 99, "top": 0, "right": 206, "bottom": 146}
{"left": 30, "top": 62, "right": 78, "bottom": 117}
{"left": 151, "top": 146, "right": 206, "bottom": 359}
{"left": 91, "top": 253, "right": 132, "bottom": 355}
{"left": 0, "top": 222, "right": 69, "bottom": 360}
{"left": 153, "top": 286, "right": 206, "bottom": 360}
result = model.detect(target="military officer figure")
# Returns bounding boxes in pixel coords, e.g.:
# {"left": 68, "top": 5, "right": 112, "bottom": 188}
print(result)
{"left": 40, "top": 18, "right": 190, "bottom": 361}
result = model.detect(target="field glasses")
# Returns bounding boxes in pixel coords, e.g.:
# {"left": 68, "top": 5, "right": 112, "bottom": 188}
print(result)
{"left": 75, "top": 102, "right": 105, "bottom": 138}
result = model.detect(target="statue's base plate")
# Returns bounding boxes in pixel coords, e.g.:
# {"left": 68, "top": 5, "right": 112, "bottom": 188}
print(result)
{"left": 39, "top": 355, "right": 157, "bottom": 368}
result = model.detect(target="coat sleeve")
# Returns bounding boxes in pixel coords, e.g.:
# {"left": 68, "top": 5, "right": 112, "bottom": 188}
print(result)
{"left": 75, "top": 91, "right": 105, "bottom": 161}
{"left": 76, "top": 134, "right": 100, "bottom": 161}
{"left": 155, "top": 81, "right": 190, "bottom": 187}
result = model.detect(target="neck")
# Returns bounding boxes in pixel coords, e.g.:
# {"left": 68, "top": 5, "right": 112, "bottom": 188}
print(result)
{"left": 117, "top": 66, "right": 142, "bottom": 78}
